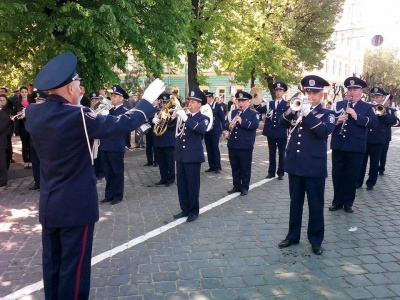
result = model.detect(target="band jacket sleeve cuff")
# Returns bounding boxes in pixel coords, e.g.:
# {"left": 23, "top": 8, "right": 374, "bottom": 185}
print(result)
{"left": 185, "top": 118, "right": 208, "bottom": 134}
{"left": 356, "top": 113, "right": 377, "bottom": 128}
{"left": 380, "top": 112, "right": 398, "bottom": 126}
{"left": 279, "top": 111, "right": 295, "bottom": 128}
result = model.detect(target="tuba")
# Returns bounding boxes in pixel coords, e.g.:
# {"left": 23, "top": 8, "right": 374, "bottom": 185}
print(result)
{"left": 153, "top": 95, "right": 181, "bottom": 136}
{"left": 249, "top": 87, "right": 263, "bottom": 109}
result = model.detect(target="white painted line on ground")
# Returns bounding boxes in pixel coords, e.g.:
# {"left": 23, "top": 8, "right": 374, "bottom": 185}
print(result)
{"left": 2, "top": 178, "right": 276, "bottom": 299}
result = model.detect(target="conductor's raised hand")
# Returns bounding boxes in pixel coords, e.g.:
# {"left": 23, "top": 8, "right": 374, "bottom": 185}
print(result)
{"left": 142, "top": 79, "right": 166, "bottom": 104}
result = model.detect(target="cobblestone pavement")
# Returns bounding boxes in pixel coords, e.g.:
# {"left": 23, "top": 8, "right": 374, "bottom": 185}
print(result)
{"left": 1, "top": 129, "right": 400, "bottom": 299}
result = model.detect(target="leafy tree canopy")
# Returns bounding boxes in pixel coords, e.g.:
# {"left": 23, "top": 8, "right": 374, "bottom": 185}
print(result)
{"left": 0, "top": 0, "right": 191, "bottom": 91}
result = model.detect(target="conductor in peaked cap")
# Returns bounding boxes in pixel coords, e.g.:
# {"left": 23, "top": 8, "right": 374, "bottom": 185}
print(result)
{"left": 25, "top": 52, "right": 165, "bottom": 299}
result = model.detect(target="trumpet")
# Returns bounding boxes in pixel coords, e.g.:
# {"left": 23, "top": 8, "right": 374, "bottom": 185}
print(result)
{"left": 169, "top": 106, "right": 190, "bottom": 113}
{"left": 11, "top": 109, "right": 26, "bottom": 120}
{"left": 374, "top": 94, "right": 390, "bottom": 116}
{"left": 289, "top": 97, "right": 309, "bottom": 111}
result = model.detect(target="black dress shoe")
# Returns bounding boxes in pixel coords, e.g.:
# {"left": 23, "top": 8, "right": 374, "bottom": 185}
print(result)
{"left": 165, "top": 182, "right": 174, "bottom": 187}
{"left": 356, "top": 183, "right": 362, "bottom": 189}
{"left": 379, "top": 171, "right": 384, "bottom": 175}
{"left": 205, "top": 168, "right": 215, "bottom": 172}
{"left": 100, "top": 198, "right": 112, "bottom": 203}
{"left": 29, "top": 184, "right": 40, "bottom": 190}
{"left": 186, "top": 215, "right": 198, "bottom": 222}
{"left": 328, "top": 205, "right": 343, "bottom": 211}
{"left": 111, "top": 199, "right": 122, "bottom": 205}
{"left": 312, "top": 245, "right": 323, "bottom": 255}
{"left": 215, "top": 169, "right": 221, "bottom": 174}
{"left": 278, "top": 176, "right": 284, "bottom": 180}
{"left": 344, "top": 206, "right": 354, "bottom": 213}
{"left": 240, "top": 190, "right": 248, "bottom": 196}
{"left": 278, "top": 239, "right": 299, "bottom": 249}
{"left": 173, "top": 212, "right": 188, "bottom": 219}
{"left": 265, "top": 174, "right": 275, "bottom": 179}
{"left": 153, "top": 163, "right": 158, "bottom": 167}
{"left": 227, "top": 188, "right": 240, "bottom": 194}
{"left": 155, "top": 180, "right": 166, "bottom": 185}
{"left": 143, "top": 162, "right": 153, "bottom": 166}
{"left": 366, "top": 186, "right": 374, "bottom": 191}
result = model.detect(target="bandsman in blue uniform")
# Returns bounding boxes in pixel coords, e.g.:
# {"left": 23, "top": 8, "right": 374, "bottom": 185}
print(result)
{"left": 278, "top": 75, "right": 335, "bottom": 255}
{"left": 224, "top": 91, "right": 260, "bottom": 196}
{"left": 25, "top": 52, "right": 164, "bottom": 300}
{"left": 378, "top": 94, "right": 398, "bottom": 175}
{"left": 173, "top": 87, "right": 210, "bottom": 222}
{"left": 329, "top": 77, "right": 377, "bottom": 213}
{"left": 99, "top": 85, "right": 130, "bottom": 205}
{"left": 204, "top": 90, "right": 225, "bottom": 173}
{"left": 357, "top": 87, "right": 398, "bottom": 189}
{"left": 90, "top": 91, "right": 105, "bottom": 180}
{"left": 153, "top": 93, "right": 177, "bottom": 187}
{"left": 256, "top": 82, "right": 289, "bottom": 180}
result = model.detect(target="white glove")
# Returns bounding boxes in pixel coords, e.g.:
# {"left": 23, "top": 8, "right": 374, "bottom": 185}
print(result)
{"left": 176, "top": 109, "right": 188, "bottom": 122}
{"left": 152, "top": 115, "right": 160, "bottom": 125}
{"left": 301, "top": 103, "right": 311, "bottom": 116}
{"left": 142, "top": 79, "right": 166, "bottom": 104}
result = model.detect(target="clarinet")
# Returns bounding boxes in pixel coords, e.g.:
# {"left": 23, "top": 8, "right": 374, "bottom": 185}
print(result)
{"left": 226, "top": 110, "right": 242, "bottom": 140}
{"left": 338, "top": 96, "right": 353, "bottom": 136}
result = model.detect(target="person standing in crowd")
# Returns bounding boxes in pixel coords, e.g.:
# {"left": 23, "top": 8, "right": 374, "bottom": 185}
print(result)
{"left": 228, "top": 95, "right": 235, "bottom": 111}
{"left": 0, "top": 87, "right": 8, "bottom": 96}
{"left": 143, "top": 107, "right": 158, "bottom": 166}
{"left": 278, "top": 75, "right": 335, "bottom": 255}
{"left": 79, "top": 84, "right": 91, "bottom": 107}
{"left": 9, "top": 89, "right": 19, "bottom": 105}
{"left": 379, "top": 94, "right": 397, "bottom": 175}
{"left": 329, "top": 77, "right": 377, "bottom": 213}
{"left": 153, "top": 93, "right": 176, "bottom": 186}
{"left": 89, "top": 91, "right": 104, "bottom": 180}
{"left": 257, "top": 82, "right": 289, "bottom": 180}
{"left": 204, "top": 90, "right": 225, "bottom": 174}
{"left": 218, "top": 96, "right": 228, "bottom": 116}
{"left": 25, "top": 52, "right": 164, "bottom": 300}
{"left": 0, "top": 94, "right": 14, "bottom": 168}
{"left": 0, "top": 95, "right": 9, "bottom": 187}
{"left": 357, "top": 87, "right": 398, "bottom": 190}
{"left": 29, "top": 91, "right": 48, "bottom": 190}
{"left": 99, "top": 85, "right": 130, "bottom": 205}
{"left": 225, "top": 91, "right": 260, "bottom": 196}
{"left": 173, "top": 87, "right": 210, "bottom": 222}
{"left": 13, "top": 86, "right": 31, "bottom": 168}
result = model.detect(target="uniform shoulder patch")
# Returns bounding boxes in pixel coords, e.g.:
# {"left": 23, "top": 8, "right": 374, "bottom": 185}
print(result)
{"left": 329, "top": 114, "right": 335, "bottom": 124}
{"left": 221, "top": 106, "right": 224, "bottom": 112}
{"left": 205, "top": 119, "right": 209, "bottom": 126}
{"left": 86, "top": 111, "right": 97, "bottom": 119}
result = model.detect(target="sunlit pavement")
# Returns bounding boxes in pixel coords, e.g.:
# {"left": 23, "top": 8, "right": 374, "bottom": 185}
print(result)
{"left": 1, "top": 128, "right": 400, "bottom": 299}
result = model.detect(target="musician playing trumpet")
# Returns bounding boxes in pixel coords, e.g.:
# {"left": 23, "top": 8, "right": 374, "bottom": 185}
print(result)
{"left": 357, "top": 87, "right": 398, "bottom": 190}
{"left": 329, "top": 77, "right": 377, "bottom": 213}
{"left": 173, "top": 87, "right": 210, "bottom": 222}
{"left": 278, "top": 75, "right": 334, "bottom": 255}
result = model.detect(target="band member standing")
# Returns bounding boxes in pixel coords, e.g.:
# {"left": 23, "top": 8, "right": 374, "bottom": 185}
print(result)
{"left": 379, "top": 94, "right": 397, "bottom": 175}
{"left": 329, "top": 77, "right": 377, "bottom": 213}
{"left": 99, "top": 85, "right": 130, "bottom": 205}
{"left": 256, "top": 82, "right": 289, "bottom": 180}
{"left": 0, "top": 96, "right": 9, "bottom": 187}
{"left": 278, "top": 75, "right": 334, "bottom": 255}
{"left": 90, "top": 92, "right": 104, "bottom": 180}
{"left": 357, "top": 87, "right": 398, "bottom": 189}
{"left": 25, "top": 52, "right": 164, "bottom": 300}
{"left": 224, "top": 91, "right": 260, "bottom": 196}
{"left": 204, "top": 91, "right": 225, "bottom": 173}
{"left": 153, "top": 93, "right": 177, "bottom": 187}
{"left": 173, "top": 88, "right": 210, "bottom": 222}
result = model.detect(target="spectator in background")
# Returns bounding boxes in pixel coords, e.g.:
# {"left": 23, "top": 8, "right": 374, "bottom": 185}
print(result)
{"left": 0, "top": 95, "right": 14, "bottom": 168}
{"left": 0, "top": 96, "right": 8, "bottom": 187}
{"left": 79, "top": 84, "right": 91, "bottom": 107}
{"left": 218, "top": 96, "right": 228, "bottom": 116}
{"left": 0, "top": 87, "right": 8, "bottom": 95}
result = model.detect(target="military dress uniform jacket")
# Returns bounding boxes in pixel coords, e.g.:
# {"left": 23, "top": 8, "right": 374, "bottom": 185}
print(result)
{"left": 224, "top": 108, "right": 260, "bottom": 149}
{"left": 331, "top": 100, "right": 377, "bottom": 153}
{"left": 280, "top": 105, "right": 336, "bottom": 178}
{"left": 257, "top": 100, "right": 289, "bottom": 138}
{"left": 205, "top": 101, "right": 225, "bottom": 136}
{"left": 174, "top": 113, "right": 209, "bottom": 163}
{"left": 25, "top": 95, "right": 155, "bottom": 227}
{"left": 99, "top": 105, "right": 128, "bottom": 153}
{"left": 381, "top": 107, "right": 397, "bottom": 143}
{"left": 366, "top": 104, "right": 397, "bottom": 144}
{"left": 154, "top": 118, "right": 177, "bottom": 148}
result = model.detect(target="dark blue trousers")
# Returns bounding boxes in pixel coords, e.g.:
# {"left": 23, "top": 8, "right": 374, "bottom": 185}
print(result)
{"left": 145, "top": 132, "right": 157, "bottom": 164}
{"left": 228, "top": 148, "right": 253, "bottom": 192}
{"left": 176, "top": 162, "right": 201, "bottom": 217}
{"left": 204, "top": 133, "right": 222, "bottom": 170}
{"left": 358, "top": 143, "right": 384, "bottom": 187}
{"left": 155, "top": 147, "right": 175, "bottom": 183}
{"left": 332, "top": 150, "right": 364, "bottom": 208}
{"left": 286, "top": 174, "right": 325, "bottom": 246}
{"left": 93, "top": 150, "right": 104, "bottom": 178}
{"left": 42, "top": 223, "right": 94, "bottom": 300}
{"left": 30, "top": 146, "right": 40, "bottom": 186}
{"left": 267, "top": 136, "right": 287, "bottom": 177}
{"left": 378, "top": 142, "right": 390, "bottom": 173}
{"left": 101, "top": 150, "right": 124, "bottom": 201}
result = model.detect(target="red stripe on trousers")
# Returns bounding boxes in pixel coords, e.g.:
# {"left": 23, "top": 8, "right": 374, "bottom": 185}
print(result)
{"left": 75, "top": 224, "right": 89, "bottom": 300}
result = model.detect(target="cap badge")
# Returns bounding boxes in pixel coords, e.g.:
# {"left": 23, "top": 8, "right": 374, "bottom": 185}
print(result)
{"left": 277, "top": 83, "right": 281, "bottom": 88}
{"left": 374, "top": 88, "right": 378, "bottom": 92}
{"left": 36, "top": 93, "right": 40, "bottom": 98}
{"left": 309, "top": 80, "right": 315, "bottom": 87}
{"left": 239, "top": 93, "right": 243, "bottom": 98}
{"left": 162, "top": 96, "right": 167, "bottom": 100}
{"left": 350, "top": 80, "right": 355, "bottom": 85}
{"left": 113, "top": 86, "right": 117, "bottom": 92}
{"left": 190, "top": 91, "right": 194, "bottom": 96}
{"left": 92, "top": 93, "right": 96, "bottom": 97}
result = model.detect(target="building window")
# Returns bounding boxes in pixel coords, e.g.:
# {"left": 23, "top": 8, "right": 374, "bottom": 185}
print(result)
{"left": 332, "top": 60, "right": 336, "bottom": 75}
{"left": 216, "top": 86, "right": 226, "bottom": 102}
{"left": 325, "top": 59, "right": 329, "bottom": 73}
{"left": 338, "top": 62, "right": 342, "bottom": 76}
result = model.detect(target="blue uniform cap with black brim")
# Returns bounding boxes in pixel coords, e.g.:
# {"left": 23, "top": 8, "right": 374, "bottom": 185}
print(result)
{"left": 34, "top": 52, "right": 81, "bottom": 91}
{"left": 188, "top": 87, "right": 207, "bottom": 105}
{"left": 301, "top": 75, "right": 330, "bottom": 92}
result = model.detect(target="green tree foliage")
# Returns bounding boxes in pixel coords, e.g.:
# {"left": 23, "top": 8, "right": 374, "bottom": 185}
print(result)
{"left": 363, "top": 48, "right": 400, "bottom": 105}
{"left": 0, "top": 0, "right": 190, "bottom": 91}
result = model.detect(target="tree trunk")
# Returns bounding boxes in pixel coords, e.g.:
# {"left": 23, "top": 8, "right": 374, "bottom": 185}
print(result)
{"left": 250, "top": 68, "right": 256, "bottom": 88}
{"left": 265, "top": 74, "right": 275, "bottom": 100}
{"left": 187, "top": 50, "right": 199, "bottom": 89}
